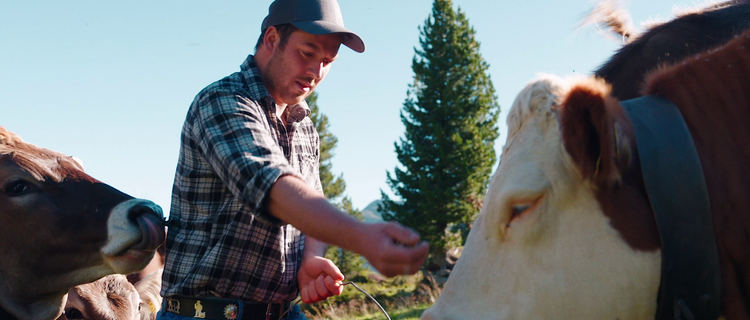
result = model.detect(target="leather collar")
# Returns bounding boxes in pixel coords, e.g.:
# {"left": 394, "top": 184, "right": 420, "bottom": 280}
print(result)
{"left": 621, "top": 95, "right": 721, "bottom": 320}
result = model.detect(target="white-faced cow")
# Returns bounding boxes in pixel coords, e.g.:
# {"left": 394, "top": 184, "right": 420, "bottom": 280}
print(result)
{"left": 422, "top": 29, "right": 750, "bottom": 320}
{"left": 0, "top": 127, "right": 166, "bottom": 320}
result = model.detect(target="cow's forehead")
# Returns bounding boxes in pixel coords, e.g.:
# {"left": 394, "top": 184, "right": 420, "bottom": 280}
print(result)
{"left": 0, "top": 140, "right": 85, "bottom": 183}
{"left": 506, "top": 74, "right": 574, "bottom": 142}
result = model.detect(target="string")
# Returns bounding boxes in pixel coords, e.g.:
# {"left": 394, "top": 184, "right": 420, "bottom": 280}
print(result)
{"left": 278, "top": 281, "right": 391, "bottom": 320}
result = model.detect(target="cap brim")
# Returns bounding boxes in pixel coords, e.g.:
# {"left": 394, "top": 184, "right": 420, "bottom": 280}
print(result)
{"left": 291, "top": 20, "right": 365, "bottom": 53}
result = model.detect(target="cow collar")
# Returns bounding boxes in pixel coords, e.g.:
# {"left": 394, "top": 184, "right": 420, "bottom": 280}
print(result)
{"left": 0, "top": 306, "right": 18, "bottom": 320}
{"left": 621, "top": 95, "right": 721, "bottom": 320}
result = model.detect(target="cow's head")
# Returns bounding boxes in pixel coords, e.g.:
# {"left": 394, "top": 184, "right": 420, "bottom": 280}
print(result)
{"left": 0, "top": 127, "right": 165, "bottom": 320}
{"left": 421, "top": 75, "right": 662, "bottom": 319}
{"left": 57, "top": 270, "right": 163, "bottom": 320}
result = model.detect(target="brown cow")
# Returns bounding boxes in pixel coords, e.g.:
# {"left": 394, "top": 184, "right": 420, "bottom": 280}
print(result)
{"left": 0, "top": 127, "right": 166, "bottom": 320}
{"left": 57, "top": 269, "right": 163, "bottom": 320}
{"left": 422, "top": 30, "right": 750, "bottom": 319}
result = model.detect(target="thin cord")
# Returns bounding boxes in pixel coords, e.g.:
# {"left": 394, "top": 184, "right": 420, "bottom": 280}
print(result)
{"left": 278, "top": 281, "right": 391, "bottom": 320}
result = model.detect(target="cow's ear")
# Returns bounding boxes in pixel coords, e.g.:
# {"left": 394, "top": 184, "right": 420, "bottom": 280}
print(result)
{"left": 135, "top": 269, "right": 163, "bottom": 320}
{"left": 559, "top": 78, "right": 632, "bottom": 186}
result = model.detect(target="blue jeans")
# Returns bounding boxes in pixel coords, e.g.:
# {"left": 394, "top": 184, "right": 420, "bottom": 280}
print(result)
{"left": 156, "top": 303, "right": 307, "bottom": 320}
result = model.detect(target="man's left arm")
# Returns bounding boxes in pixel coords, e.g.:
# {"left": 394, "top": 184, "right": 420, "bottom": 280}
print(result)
{"left": 298, "top": 236, "right": 345, "bottom": 303}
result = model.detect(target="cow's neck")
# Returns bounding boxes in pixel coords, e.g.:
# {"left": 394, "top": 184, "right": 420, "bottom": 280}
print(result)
{"left": 644, "top": 31, "right": 750, "bottom": 319}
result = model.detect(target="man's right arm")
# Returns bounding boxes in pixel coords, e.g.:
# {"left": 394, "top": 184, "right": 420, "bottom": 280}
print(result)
{"left": 267, "top": 175, "right": 429, "bottom": 277}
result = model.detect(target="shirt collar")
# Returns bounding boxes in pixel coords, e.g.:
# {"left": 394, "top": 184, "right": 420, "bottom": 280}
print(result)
{"left": 241, "top": 54, "right": 311, "bottom": 124}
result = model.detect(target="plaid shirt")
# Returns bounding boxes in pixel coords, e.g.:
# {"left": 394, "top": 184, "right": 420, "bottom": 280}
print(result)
{"left": 161, "top": 54, "right": 322, "bottom": 303}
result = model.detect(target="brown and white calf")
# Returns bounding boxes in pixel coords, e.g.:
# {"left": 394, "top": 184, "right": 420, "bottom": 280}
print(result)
{"left": 422, "top": 29, "right": 750, "bottom": 320}
{"left": 0, "top": 127, "right": 165, "bottom": 320}
{"left": 57, "top": 269, "right": 163, "bottom": 320}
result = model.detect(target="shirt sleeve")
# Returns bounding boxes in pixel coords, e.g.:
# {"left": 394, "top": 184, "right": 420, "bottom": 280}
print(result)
{"left": 190, "top": 90, "right": 300, "bottom": 221}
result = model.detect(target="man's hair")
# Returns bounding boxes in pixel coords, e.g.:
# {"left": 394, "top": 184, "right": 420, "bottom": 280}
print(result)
{"left": 255, "top": 24, "right": 299, "bottom": 53}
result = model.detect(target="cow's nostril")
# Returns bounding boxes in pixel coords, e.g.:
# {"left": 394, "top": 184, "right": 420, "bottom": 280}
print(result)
{"left": 127, "top": 204, "right": 166, "bottom": 251}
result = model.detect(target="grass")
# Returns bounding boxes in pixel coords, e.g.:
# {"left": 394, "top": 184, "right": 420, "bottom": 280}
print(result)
{"left": 350, "top": 302, "right": 431, "bottom": 320}
{"left": 305, "top": 300, "right": 431, "bottom": 320}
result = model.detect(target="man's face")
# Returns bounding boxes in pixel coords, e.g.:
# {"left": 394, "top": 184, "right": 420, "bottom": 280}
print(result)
{"left": 263, "top": 29, "right": 341, "bottom": 107}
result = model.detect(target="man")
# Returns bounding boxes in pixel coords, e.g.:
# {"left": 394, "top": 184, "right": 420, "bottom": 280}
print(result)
{"left": 158, "top": 0, "right": 430, "bottom": 319}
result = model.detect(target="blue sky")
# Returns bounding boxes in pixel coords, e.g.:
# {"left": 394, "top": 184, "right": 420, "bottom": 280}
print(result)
{"left": 1, "top": 0, "right": 708, "bottom": 213}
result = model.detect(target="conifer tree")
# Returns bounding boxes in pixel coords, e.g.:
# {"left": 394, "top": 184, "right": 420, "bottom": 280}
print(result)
{"left": 307, "top": 91, "right": 345, "bottom": 201}
{"left": 380, "top": 0, "right": 499, "bottom": 271}
{"left": 307, "top": 91, "right": 365, "bottom": 277}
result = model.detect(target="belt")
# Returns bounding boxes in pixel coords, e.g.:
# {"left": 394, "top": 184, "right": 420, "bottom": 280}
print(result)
{"left": 163, "top": 295, "right": 291, "bottom": 320}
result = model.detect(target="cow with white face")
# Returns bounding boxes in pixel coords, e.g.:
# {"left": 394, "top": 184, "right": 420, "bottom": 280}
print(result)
{"left": 423, "top": 29, "right": 750, "bottom": 319}
{"left": 421, "top": 75, "right": 662, "bottom": 319}
{"left": 0, "top": 127, "right": 165, "bottom": 320}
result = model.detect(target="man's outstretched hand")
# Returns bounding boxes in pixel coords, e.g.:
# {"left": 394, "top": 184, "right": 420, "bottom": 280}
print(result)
{"left": 358, "top": 222, "right": 430, "bottom": 277}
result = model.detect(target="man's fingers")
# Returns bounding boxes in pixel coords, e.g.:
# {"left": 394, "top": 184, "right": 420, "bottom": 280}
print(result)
{"left": 307, "top": 280, "right": 321, "bottom": 302}
{"left": 324, "top": 275, "right": 344, "bottom": 296}
{"left": 384, "top": 222, "right": 421, "bottom": 246}
{"left": 315, "top": 275, "right": 330, "bottom": 299}
{"left": 375, "top": 241, "right": 430, "bottom": 277}
{"left": 300, "top": 286, "right": 311, "bottom": 304}
{"left": 385, "top": 240, "right": 430, "bottom": 264}
{"left": 318, "top": 259, "right": 345, "bottom": 282}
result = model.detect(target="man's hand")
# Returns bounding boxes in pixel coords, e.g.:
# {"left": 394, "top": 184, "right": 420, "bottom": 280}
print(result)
{"left": 297, "top": 255, "right": 345, "bottom": 303}
{"left": 358, "top": 222, "right": 430, "bottom": 277}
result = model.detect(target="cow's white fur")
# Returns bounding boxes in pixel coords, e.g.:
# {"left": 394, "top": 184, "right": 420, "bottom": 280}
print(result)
{"left": 421, "top": 75, "right": 661, "bottom": 320}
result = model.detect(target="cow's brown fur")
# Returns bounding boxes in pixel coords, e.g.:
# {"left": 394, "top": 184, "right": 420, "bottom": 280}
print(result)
{"left": 560, "top": 79, "right": 661, "bottom": 252}
{"left": 0, "top": 128, "right": 90, "bottom": 183}
{"left": 643, "top": 30, "right": 750, "bottom": 320}
{"left": 593, "top": 0, "right": 750, "bottom": 101}
{"left": 562, "top": 29, "right": 750, "bottom": 319}
{"left": 0, "top": 127, "right": 164, "bottom": 320}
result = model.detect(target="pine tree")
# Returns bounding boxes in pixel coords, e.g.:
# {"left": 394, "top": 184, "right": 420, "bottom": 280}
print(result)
{"left": 380, "top": 0, "right": 499, "bottom": 271}
{"left": 307, "top": 91, "right": 346, "bottom": 201}
{"left": 307, "top": 91, "right": 366, "bottom": 277}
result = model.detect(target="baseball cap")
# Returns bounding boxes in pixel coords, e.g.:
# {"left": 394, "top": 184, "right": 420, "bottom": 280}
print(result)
{"left": 261, "top": 0, "right": 365, "bottom": 53}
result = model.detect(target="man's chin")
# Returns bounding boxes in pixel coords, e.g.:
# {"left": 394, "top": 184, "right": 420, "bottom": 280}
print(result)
{"left": 283, "top": 93, "right": 312, "bottom": 106}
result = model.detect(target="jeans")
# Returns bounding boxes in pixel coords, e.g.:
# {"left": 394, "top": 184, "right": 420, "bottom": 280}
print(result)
{"left": 156, "top": 303, "right": 307, "bottom": 320}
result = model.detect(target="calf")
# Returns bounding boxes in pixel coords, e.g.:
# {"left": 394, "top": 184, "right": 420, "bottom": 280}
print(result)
{"left": 58, "top": 270, "right": 163, "bottom": 320}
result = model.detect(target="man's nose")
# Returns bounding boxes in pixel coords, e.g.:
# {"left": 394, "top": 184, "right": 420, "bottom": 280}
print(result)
{"left": 307, "top": 61, "right": 325, "bottom": 80}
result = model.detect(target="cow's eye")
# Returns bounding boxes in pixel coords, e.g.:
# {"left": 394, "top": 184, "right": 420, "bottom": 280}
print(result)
{"left": 511, "top": 204, "right": 531, "bottom": 219}
{"left": 4, "top": 179, "right": 30, "bottom": 197}
{"left": 64, "top": 307, "right": 84, "bottom": 319}
{"left": 506, "top": 196, "right": 544, "bottom": 227}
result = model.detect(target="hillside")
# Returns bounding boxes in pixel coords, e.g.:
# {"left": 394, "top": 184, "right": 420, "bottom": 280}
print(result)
{"left": 361, "top": 200, "right": 384, "bottom": 224}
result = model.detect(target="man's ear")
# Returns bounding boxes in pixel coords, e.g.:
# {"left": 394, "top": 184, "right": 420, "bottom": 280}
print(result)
{"left": 559, "top": 77, "right": 633, "bottom": 186}
{"left": 262, "top": 26, "right": 281, "bottom": 53}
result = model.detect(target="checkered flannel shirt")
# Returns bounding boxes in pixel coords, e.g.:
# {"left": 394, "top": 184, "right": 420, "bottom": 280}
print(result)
{"left": 161, "top": 54, "right": 322, "bottom": 303}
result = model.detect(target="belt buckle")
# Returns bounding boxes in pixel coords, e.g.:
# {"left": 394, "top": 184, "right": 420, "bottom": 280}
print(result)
{"left": 166, "top": 297, "right": 181, "bottom": 314}
{"left": 265, "top": 302, "right": 286, "bottom": 320}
